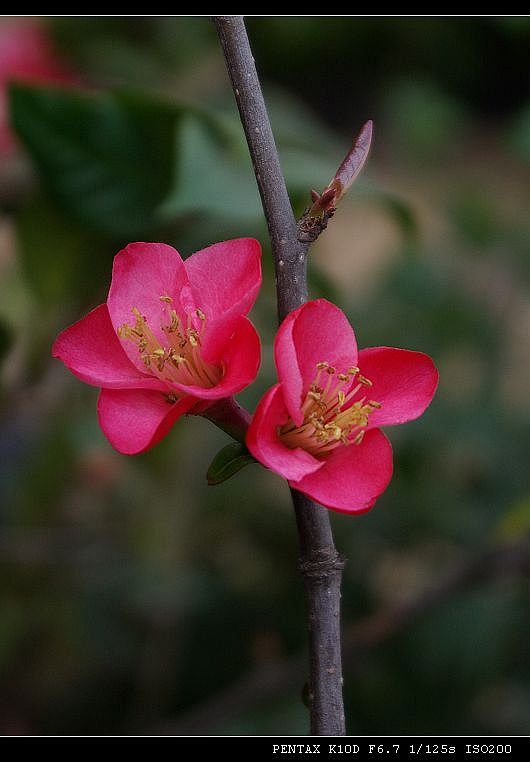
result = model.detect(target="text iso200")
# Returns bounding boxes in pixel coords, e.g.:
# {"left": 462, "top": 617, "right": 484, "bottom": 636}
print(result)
{"left": 466, "top": 746, "right": 512, "bottom": 754}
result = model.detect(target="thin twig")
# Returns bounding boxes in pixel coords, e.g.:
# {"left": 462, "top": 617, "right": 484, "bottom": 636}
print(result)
{"left": 201, "top": 397, "right": 251, "bottom": 444}
{"left": 214, "top": 15, "right": 346, "bottom": 735}
{"left": 150, "top": 537, "right": 530, "bottom": 735}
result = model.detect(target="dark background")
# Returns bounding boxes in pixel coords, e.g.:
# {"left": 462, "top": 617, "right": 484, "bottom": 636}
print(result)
{"left": 0, "top": 16, "right": 529, "bottom": 735}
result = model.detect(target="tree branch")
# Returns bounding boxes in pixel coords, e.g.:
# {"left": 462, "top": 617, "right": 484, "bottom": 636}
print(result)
{"left": 200, "top": 396, "right": 251, "bottom": 444}
{"left": 214, "top": 15, "right": 346, "bottom": 735}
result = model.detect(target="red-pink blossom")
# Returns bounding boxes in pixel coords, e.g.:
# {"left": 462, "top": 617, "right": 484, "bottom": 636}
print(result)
{"left": 53, "top": 239, "right": 262, "bottom": 454}
{"left": 0, "top": 19, "right": 75, "bottom": 154}
{"left": 247, "top": 299, "right": 438, "bottom": 514}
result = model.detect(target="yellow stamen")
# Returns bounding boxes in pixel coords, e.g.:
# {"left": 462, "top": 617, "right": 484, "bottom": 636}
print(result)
{"left": 162, "top": 309, "right": 180, "bottom": 335}
{"left": 279, "top": 360, "right": 381, "bottom": 457}
{"left": 117, "top": 303, "right": 221, "bottom": 389}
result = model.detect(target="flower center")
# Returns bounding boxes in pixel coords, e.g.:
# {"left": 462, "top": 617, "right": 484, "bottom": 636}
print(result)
{"left": 279, "top": 361, "right": 381, "bottom": 457}
{"left": 118, "top": 295, "right": 222, "bottom": 389}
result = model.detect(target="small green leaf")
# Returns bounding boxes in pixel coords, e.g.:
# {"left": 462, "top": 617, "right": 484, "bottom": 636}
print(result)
{"left": 206, "top": 442, "right": 256, "bottom": 486}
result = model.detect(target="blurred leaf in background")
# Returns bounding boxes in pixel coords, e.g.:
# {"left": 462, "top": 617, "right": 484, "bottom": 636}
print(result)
{"left": 10, "top": 85, "right": 178, "bottom": 238}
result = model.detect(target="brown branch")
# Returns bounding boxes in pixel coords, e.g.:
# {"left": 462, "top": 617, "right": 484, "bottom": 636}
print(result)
{"left": 200, "top": 396, "right": 251, "bottom": 444}
{"left": 150, "top": 536, "right": 530, "bottom": 735}
{"left": 214, "top": 15, "right": 346, "bottom": 735}
{"left": 214, "top": 16, "right": 309, "bottom": 321}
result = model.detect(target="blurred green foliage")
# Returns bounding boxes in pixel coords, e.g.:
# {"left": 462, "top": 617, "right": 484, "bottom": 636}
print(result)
{"left": 0, "top": 16, "right": 529, "bottom": 736}
{"left": 10, "top": 85, "right": 179, "bottom": 237}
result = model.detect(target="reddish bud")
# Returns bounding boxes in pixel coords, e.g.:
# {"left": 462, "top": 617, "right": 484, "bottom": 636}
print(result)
{"left": 306, "top": 120, "right": 373, "bottom": 221}
{"left": 333, "top": 119, "right": 373, "bottom": 201}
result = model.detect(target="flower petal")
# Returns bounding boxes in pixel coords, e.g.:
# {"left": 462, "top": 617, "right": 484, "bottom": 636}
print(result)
{"left": 291, "top": 428, "right": 393, "bottom": 514}
{"left": 358, "top": 347, "right": 439, "bottom": 428}
{"left": 184, "top": 237, "right": 261, "bottom": 318}
{"left": 169, "top": 316, "right": 261, "bottom": 400}
{"left": 107, "top": 242, "right": 191, "bottom": 370}
{"left": 52, "top": 304, "right": 165, "bottom": 390}
{"left": 275, "top": 299, "right": 358, "bottom": 426}
{"left": 185, "top": 238, "right": 262, "bottom": 362}
{"left": 97, "top": 388, "right": 195, "bottom": 455}
{"left": 246, "top": 383, "right": 323, "bottom": 482}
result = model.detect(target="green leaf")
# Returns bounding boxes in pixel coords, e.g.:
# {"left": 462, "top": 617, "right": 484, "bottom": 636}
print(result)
{"left": 9, "top": 83, "right": 353, "bottom": 241}
{"left": 9, "top": 84, "right": 178, "bottom": 237}
{"left": 159, "top": 113, "right": 262, "bottom": 223}
{"left": 206, "top": 442, "right": 256, "bottom": 486}
{"left": 160, "top": 89, "right": 346, "bottom": 225}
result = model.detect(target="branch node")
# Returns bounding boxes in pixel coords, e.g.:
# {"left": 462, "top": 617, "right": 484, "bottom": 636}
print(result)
{"left": 297, "top": 208, "right": 335, "bottom": 243}
{"left": 299, "top": 549, "right": 346, "bottom": 580}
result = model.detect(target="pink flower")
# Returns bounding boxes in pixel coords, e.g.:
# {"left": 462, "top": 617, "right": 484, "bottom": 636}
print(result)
{"left": 0, "top": 19, "right": 75, "bottom": 154}
{"left": 247, "top": 299, "right": 438, "bottom": 514}
{"left": 53, "top": 239, "right": 262, "bottom": 454}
